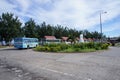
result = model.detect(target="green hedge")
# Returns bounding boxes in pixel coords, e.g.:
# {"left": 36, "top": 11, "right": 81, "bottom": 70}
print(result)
{"left": 34, "top": 42, "right": 109, "bottom": 53}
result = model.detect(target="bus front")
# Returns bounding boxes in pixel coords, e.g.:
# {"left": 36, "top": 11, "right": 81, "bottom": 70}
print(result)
{"left": 14, "top": 38, "right": 23, "bottom": 49}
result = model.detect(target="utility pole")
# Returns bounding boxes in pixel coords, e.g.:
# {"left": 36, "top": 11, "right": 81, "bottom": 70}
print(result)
{"left": 99, "top": 11, "right": 107, "bottom": 43}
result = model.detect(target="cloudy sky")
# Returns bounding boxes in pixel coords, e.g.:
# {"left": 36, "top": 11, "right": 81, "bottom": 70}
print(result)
{"left": 0, "top": 0, "right": 120, "bottom": 37}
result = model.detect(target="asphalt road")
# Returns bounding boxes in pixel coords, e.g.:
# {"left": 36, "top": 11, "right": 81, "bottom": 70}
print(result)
{"left": 0, "top": 55, "right": 47, "bottom": 80}
{"left": 0, "top": 47, "right": 120, "bottom": 80}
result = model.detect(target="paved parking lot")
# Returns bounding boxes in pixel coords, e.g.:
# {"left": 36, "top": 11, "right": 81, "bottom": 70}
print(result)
{"left": 0, "top": 47, "right": 120, "bottom": 80}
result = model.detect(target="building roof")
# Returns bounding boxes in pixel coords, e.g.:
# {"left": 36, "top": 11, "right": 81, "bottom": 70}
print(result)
{"left": 44, "top": 36, "right": 56, "bottom": 40}
{"left": 61, "top": 37, "right": 68, "bottom": 41}
{"left": 88, "top": 38, "right": 93, "bottom": 41}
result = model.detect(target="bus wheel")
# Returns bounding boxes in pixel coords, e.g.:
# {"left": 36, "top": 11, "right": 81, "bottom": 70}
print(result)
{"left": 27, "top": 45, "right": 29, "bottom": 49}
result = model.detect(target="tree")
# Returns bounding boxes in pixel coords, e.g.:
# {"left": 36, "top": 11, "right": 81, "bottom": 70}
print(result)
{"left": 83, "top": 30, "right": 92, "bottom": 38}
{"left": 0, "top": 12, "right": 22, "bottom": 42}
{"left": 22, "top": 18, "right": 37, "bottom": 38}
{"left": 92, "top": 31, "right": 101, "bottom": 39}
{"left": 38, "top": 22, "right": 47, "bottom": 38}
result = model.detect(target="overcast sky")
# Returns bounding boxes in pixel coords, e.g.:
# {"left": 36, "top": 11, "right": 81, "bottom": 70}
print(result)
{"left": 0, "top": 0, "right": 120, "bottom": 37}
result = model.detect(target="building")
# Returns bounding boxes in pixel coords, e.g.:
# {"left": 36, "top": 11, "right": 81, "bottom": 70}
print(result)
{"left": 61, "top": 37, "right": 68, "bottom": 42}
{"left": 44, "top": 36, "right": 56, "bottom": 40}
{"left": 40, "top": 36, "right": 61, "bottom": 45}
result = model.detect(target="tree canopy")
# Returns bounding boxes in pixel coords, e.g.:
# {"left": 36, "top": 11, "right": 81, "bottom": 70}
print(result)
{"left": 0, "top": 12, "right": 107, "bottom": 42}
{"left": 0, "top": 12, "right": 22, "bottom": 42}
{"left": 22, "top": 18, "right": 38, "bottom": 38}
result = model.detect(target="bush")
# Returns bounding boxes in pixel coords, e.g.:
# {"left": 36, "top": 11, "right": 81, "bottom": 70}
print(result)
{"left": 44, "top": 43, "right": 58, "bottom": 47}
{"left": 34, "top": 45, "right": 61, "bottom": 52}
{"left": 94, "top": 43, "right": 102, "bottom": 50}
{"left": 74, "top": 43, "right": 86, "bottom": 49}
{"left": 73, "top": 43, "right": 81, "bottom": 48}
{"left": 61, "top": 48, "right": 75, "bottom": 53}
{"left": 78, "top": 49, "right": 96, "bottom": 53}
{"left": 86, "top": 42, "right": 94, "bottom": 48}
{"left": 50, "top": 46, "right": 61, "bottom": 52}
{"left": 73, "top": 43, "right": 95, "bottom": 49}
{"left": 34, "top": 46, "right": 42, "bottom": 51}
{"left": 74, "top": 48, "right": 81, "bottom": 51}
{"left": 34, "top": 46, "right": 49, "bottom": 51}
{"left": 95, "top": 47, "right": 101, "bottom": 50}
{"left": 34, "top": 42, "right": 109, "bottom": 53}
{"left": 46, "top": 47, "right": 51, "bottom": 51}
{"left": 101, "top": 43, "right": 109, "bottom": 49}
{"left": 59, "top": 43, "right": 71, "bottom": 50}
{"left": 44, "top": 43, "right": 70, "bottom": 50}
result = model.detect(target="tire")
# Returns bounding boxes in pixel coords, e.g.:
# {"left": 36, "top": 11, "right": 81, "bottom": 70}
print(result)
{"left": 27, "top": 45, "right": 29, "bottom": 49}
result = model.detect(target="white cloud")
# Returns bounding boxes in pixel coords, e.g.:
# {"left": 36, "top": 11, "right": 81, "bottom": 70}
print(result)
{"left": 16, "top": 0, "right": 30, "bottom": 12}
{"left": 26, "top": 0, "right": 120, "bottom": 30}
{"left": 0, "top": 0, "right": 16, "bottom": 13}
{"left": 0, "top": 0, "right": 120, "bottom": 36}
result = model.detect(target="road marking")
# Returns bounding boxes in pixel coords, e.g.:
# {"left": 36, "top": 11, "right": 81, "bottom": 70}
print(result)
{"left": 40, "top": 67, "right": 93, "bottom": 80}
{"left": 41, "top": 67, "right": 74, "bottom": 77}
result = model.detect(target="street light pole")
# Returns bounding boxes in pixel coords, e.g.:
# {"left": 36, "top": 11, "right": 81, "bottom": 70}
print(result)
{"left": 100, "top": 12, "right": 102, "bottom": 43}
{"left": 99, "top": 11, "right": 107, "bottom": 43}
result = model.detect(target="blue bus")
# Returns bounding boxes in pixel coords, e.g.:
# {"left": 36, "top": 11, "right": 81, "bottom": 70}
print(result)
{"left": 14, "top": 37, "right": 39, "bottom": 49}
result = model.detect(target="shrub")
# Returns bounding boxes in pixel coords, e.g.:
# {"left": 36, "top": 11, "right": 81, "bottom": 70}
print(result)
{"left": 34, "top": 46, "right": 48, "bottom": 51}
{"left": 59, "top": 43, "right": 71, "bottom": 50}
{"left": 94, "top": 43, "right": 101, "bottom": 50}
{"left": 86, "top": 42, "right": 94, "bottom": 48}
{"left": 74, "top": 48, "right": 81, "bottom": 52}
{"left": 78, "top": 43, "right": 86, "bottom": 49}
{"left": 34, "top": 42, "right": 109, "bottom": 53}
{"left": 33, "top": 46, "right": 41, "bottom": 51}
{"left": 50, "top": 46, "right": 61, "bottom": 52}
{"left": 78, "top": 49, "right": 96, "bottom": 53}
{"left": 101, "top": 43, "right": 109, "bottom": 49}
{"left": 73, "top": 43, "right": 81, "bottom": 48}
{"left": 61, "top": 48, "right": 75, "bottom": 53}
{"left": 44, "top": 43, "right": 57, "bottom": 47}
{"left": 46, "top": 47, "right": 51, "bottom": 51}
{"left": 95, "top": 47, "right": 101, "bottom": 50}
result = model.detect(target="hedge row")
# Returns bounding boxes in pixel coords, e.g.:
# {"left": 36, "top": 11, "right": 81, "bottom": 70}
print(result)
{"left": 34, "top": 42, "right": 109, "bottom": 52}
